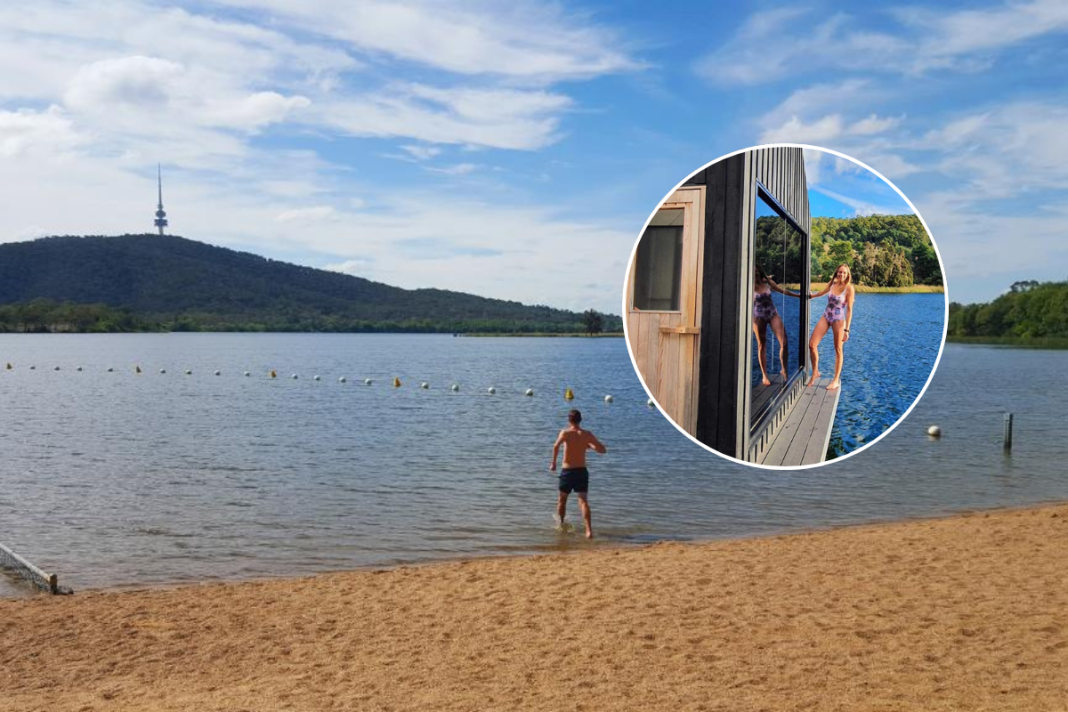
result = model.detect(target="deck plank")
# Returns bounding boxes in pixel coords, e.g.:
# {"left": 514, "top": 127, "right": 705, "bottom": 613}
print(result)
{"left": 758, "top": 378, "right": 839, "bottom": 467}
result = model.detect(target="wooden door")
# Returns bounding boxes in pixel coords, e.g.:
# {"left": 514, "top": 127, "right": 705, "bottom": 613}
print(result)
{"left": 626, "top": 187, "right": 705, "bottom": 435}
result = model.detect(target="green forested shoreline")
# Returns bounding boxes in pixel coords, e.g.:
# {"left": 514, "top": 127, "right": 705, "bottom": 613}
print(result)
{"left": 949, "top": 281, "right": 1068, "bottom": 344}
{"left": 810, "top": 215, "right": 942, "bottom": 287}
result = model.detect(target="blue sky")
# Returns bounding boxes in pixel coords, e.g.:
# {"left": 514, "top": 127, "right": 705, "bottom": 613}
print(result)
{"left": 1, "top": 1, "right": 1066, "bottom": 311}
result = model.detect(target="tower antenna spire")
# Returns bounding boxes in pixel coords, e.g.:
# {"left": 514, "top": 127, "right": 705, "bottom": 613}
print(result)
{"left": 154, "top": 164, "right": 168, "bottom": 236}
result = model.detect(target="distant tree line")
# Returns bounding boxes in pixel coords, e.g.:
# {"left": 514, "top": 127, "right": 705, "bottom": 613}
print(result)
{"left": 949, "top": 280, "right": 1068, "bottom": 339}
{"left": 810, "top": 215, "right": 942, "bottom": 287}
{"left": 0, "top": 234, "right": 624, "bottom": 334}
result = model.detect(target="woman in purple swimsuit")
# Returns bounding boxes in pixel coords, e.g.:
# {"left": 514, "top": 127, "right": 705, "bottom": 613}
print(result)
{"left": 753, "top": 264, "right": 801, "bottom": 387}
{"left": 808, "top": 263, "right": 856, "bottom": 391}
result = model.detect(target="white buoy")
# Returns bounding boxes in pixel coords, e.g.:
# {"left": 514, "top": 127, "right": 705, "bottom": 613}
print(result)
{"left": 927, "top": 425, "right": 941, "bottom": 437}
{"left": 487, "top": 386, "right": 497, "bottom": 394}
{"left": 106, "top": 367, "right": 113, "bottom": 373}
{"left": 365, "top": 378, "right": 374, "bottom": 385}
{"left": 159, "top": 368, "right": 166, "bottom": 374}
{"left": 338, "top": 376, "right": 347, "bottom": 383}
{"left": 420, "top": 382, "right": 429, "bottom": 389}
{"left": 646, "top": 398, "right": 655, "bottom": 407}
{"left": 244, "top": 371, "right": 251, "bottom": 377}
{"left": 525, "top": 388, "right": 534, "bottom": 396}
{"left": 451, "top": 383, "right": 459, "bottom": 391}
{"left": 604, "top": 394, "right": 614, "bottom": 403}
{"left": 185, "top": 369, "right": 192, "bottom": 375}
{"left": 314, "top": 375, "right": 321, "bottom": 381}
{"left": 291, "top": 374, "right": 299, "bottom": 380}
{"left": 76, "top": 366, "right": 83, "bottom": 372}
{"left": 214, "top": 370, "right": 221, "bottom": 376}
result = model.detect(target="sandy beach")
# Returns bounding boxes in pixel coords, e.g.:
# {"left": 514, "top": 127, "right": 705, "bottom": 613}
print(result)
{"left": 2, "top": 504, "right": 1067, "bottom": 712}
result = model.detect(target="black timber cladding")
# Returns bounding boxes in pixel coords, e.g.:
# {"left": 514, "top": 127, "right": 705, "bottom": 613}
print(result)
{"left": 685, "top": 147, "right": 810, "bottom": 459}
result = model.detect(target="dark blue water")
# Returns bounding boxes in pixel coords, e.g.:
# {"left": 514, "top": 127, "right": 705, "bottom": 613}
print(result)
{"left": 2, "top": 335, "right": 1064, "bottom": 598}
{"left": 809, "top": 293, "right": 945, "bottom": 456}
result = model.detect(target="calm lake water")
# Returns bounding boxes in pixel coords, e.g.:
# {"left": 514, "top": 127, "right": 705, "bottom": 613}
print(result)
{"left": 809, "top": 292, "right": 945, "bottom": 456}
{"left": 2, "top": 335, "right": 1065, "bottom": 597}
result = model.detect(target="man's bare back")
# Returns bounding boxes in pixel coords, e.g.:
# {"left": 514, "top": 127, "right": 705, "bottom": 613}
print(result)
{"left": 555, "top": 427, "right": 605, "bottom": 468}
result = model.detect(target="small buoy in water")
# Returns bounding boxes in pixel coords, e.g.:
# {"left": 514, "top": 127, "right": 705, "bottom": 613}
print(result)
{"left": 54, "top": 366, "right": 60, "bottom": 371}
{"left": 365, "top": 378, "right": 373, "bottom": 385}
{"left": 77, "top": 366, "right": 83, "bottom": 372}
{"left": 291, "top": 373, "right": 299, "bottom": 380}
{"left": 338, "top": 376, "right": 346, "bottom": 383}
{"left": 135, "top": 365, "right": 142, "bottom": 374}
{"left": 451, "top": 383, "right": 459, "bottom": 392}
{"left": 214, "top": 370, "right": 221, "bottom": 376}
{"left": 106, "top": 367, "right": 112, "bottom": 373}
{"left": 270, "top": 370, "right": 277, "bottom": 379}
{"left": 487, "top": 386, "right": 497, "bottom": 394}
{"left": 604, "top": 394, "right": 614, "bottom": 404}
{"left": 313, "top": 375, "right": 321, "bottom": 381}
{"left": 646, "top": 398, "right": 655, "bottom": 407}
{"left": 4, "top": 363, "right": 11, "bottom": 370}
{"left": 393, "top": 377, "right": 401, "bottom": 387}
{"left": 159, "top": 368, "right": 166, "bottom": 374}
{"left": 30, "top": 365, "right": 36, "bottom": 370}
{"left": 564, "top": 388, "right": 574, "bottom": 400}
{"left": 525, "top": 388, "right": 534, "bottom": 396}
{"left": 420, "top": 382, "right": 429, "bottom": 389}
{"left": 185, "top": 369, "right": 192, "bottom": 375}
{"left": 243, "top": 371, "right": 250, "bottom": 377}
{"left": 927, "top": 425, "right": 941, "bottom": 437}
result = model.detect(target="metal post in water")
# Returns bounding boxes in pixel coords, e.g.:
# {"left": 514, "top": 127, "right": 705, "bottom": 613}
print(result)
{"left": 1003, "top": 412, "right": 1013, "bottom": 452}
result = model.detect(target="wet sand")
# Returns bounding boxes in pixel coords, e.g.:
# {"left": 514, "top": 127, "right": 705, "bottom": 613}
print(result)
{"left": 2, "top": 504, "right": 1067, "bottom": 711}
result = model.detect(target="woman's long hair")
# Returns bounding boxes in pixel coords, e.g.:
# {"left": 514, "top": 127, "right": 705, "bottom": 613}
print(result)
{"left": 833, "top": 263, "right": 852, "bottom": 286}
{"left": 755, "top": 264, "right": 769, "bottom": 285}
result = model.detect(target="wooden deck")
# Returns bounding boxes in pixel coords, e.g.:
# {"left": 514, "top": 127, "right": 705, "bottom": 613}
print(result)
{"left": 758, "top": 377, "right": 840, "bottom": 467}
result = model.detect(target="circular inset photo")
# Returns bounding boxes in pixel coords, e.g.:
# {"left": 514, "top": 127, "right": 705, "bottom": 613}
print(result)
{"left": 623, "top": 145, "right": 946, "bottom": 468}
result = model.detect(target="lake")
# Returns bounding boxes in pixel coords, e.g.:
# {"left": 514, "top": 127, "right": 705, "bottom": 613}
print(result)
{"left": 810, "top": 292, "right": 945, "bottom": 456}
{"left": 2, "top": 335, "right": 1065, "bottom": 597}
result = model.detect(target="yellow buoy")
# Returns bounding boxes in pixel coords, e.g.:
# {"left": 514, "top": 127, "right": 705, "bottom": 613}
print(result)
{"left": 564, "top": 388, "right": 574, "bottom": 401}
{"left": 393, "top": 377, "right": 402, "bottom": 387}
{"left": 270, "top": 370, "right": 277, "bottom": 379}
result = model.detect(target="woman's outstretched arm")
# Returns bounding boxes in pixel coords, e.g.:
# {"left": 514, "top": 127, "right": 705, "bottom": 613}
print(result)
{"left": 810, "top": 282, "right": 832, "bottom": 298}
{"left": 767, "top": 278, "right": 801, "bottom": 298}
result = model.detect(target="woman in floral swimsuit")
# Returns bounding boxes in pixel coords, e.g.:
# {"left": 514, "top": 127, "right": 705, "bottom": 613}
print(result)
{"left": 753, "top": 264, "right": 802, "bottom": 387}
{"left": 808, "top": 263, "right": 856, "bottom": 391}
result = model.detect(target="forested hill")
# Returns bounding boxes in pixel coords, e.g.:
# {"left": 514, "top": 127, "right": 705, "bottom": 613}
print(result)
{"left": 0, "top": 234, "right": 618, "bottom": 333}
{"left": 810, "top": 214, "right": 942, "bottom": 287}
{"left": 949, "top": 281, "right": 1068, "bottom": 340}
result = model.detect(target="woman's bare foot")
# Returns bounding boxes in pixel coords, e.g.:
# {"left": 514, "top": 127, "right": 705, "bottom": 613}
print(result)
{"left": 585, "top": 529, "right": 594, "bottom": 539}
{"left": 807, "top": 370, "right": 820, "bottom": 386}
{"left": 762, "top": 374, "right": 771, "bottom": 386}
{"left": 779, "top": 369, "right": 787, "bottom": 382}
{"left": 827, "top": 379, "right": 841, "bottom": 391}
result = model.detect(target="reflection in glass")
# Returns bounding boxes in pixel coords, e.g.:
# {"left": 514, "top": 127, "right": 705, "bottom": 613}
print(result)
{"left": 751, "top": 191, "right": 805, "bottom": 428}
{"left": 633, "top": 208, "right": 684, "bottom": 311}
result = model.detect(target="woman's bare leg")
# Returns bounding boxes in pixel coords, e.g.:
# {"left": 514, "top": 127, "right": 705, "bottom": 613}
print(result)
{"left": 827, "top": 321, "right": 846, "bottom": 390}
{"left": 771, "top": 314, "right": 788, "bottom": 379}
{"left": 753, "top": 319, "right": 771, "bottom": 385}
{"left": 808, "top": 317, "right": 829, "bottom": 386}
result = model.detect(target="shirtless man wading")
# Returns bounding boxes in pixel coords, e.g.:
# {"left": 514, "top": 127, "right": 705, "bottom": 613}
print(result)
{"left": 549, "top": 409, "right": 606, "bottom": 539}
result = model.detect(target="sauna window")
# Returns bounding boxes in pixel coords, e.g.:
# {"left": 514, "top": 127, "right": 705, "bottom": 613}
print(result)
{"left": 633, "top": 208, "right": 684, "bottom": 311}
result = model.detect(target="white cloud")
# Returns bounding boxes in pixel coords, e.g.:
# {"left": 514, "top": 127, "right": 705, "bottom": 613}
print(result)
{"left": 400, "top": 145, "right": 441, "bottom": 161}
{"left": 0, "top": 106, "right": 83, "bottom": 157}
{"left": 209, "top": 0, "right": 639, "bottom": 81}
{"left": 697, "top": 1, "right": 1068, "bottom": 85}
{"left": 424, "top": 163, "right": 477, "bottom": 176}
{"left": 760, "top": 115, "right": 845, "bottom": 145}
{"left": 274, "top": 206, "right": 339, "bottom": 223}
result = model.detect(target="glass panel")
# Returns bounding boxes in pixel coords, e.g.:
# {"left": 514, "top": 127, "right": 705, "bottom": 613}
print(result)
{"left": 633, "top": 208, "right": 684, "bottom": 311}
{"left": 750, "top": 192, "right": 805, "bottom": 428}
